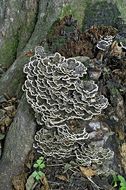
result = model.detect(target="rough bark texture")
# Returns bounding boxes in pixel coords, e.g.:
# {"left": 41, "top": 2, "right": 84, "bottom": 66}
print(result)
{"left": 0, "top": 0, "right": 64, "bottom": 97}
{"left": 0, "top": 95, "right": 36, "bottom": 190}
{"left": 0, "top": 0, "right": 126, "bottom": 189}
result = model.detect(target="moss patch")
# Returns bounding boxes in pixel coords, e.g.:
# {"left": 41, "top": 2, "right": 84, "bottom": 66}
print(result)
{"left": 59, "top": 1, "right": 89, "bottom": 28}
{"left": 0, "top": 35, "right": 19, "bottom": 68}
{"left": 16, "top": 11, "right": 38, "bottom": 55}
{"left": 70, "top": 0, "right": 89, "bottom": 28}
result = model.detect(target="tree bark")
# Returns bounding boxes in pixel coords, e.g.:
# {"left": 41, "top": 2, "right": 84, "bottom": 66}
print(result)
{"left": 0, "top": 95, "right": 36, "bottom": 190}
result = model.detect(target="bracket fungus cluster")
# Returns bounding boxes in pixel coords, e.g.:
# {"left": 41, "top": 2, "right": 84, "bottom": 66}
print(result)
{"left": 23, "top": 46, "right": 114, "bottom": 174}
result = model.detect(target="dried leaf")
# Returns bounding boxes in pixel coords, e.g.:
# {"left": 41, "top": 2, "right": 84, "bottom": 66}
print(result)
{"left": 4, "top": 116, "right": 12, "bottom": 127}
{"left": 41, "top": 176, "right": 49, "bottom": 190}
{"left": 12, "top": 173, "right": 27, "bottom": 190}
{"left": 120, "top": 143, "right": 126, "bottom": 173}
{"left": 4, "top": 105, "right": 15, "bottom": 112}
{"left": 56, "top": 175, "right": 68, "bottom": 182}
{"left": 11, "top": 110, "right": 16, "bottom": 117}
{"left": 25, "top": 51, "right": 34, "bottom": 57}
{"left": 116, "top": 128, "right": 125, "bottom": 140}
{"left": 25, "top": 150, "right": 35, "bottom": 169}
{"left": 80, "top": 166, "right": 96, "bottom": 177}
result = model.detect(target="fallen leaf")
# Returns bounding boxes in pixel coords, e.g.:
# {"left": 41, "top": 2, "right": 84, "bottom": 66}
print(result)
{"left": 120, "top": 143, "right": 126, "bottom": 174}
{"left": 116, "top": 128, "right": 125, "bottom": 140}
{"left": 4, "top": 116, "right": 12, "bottom": 127}
{"left": 11, "top": 110, "right": 17, "bottom": 117}
{"left": 25, "top": 150, "right": 35, "bottom": 169}
{"left": 25, "top": 51, "right": 34, "bottom": 57}
{"left": 80, "top": 166, "right": 96, "bottom": 177}
{"left": 56, "top": 175, "right": 68, "bottom": 182}
{"left": 4, "top": 105, "right": 15, "bottom": 112}
{"left": 10, "top": 97, "right": 17, "bottom": 102}
{"left": 12, "top": 173, "right": 27, "bottom": 190}
{"left": 41, "top": 176, "right": 49, "bottom": 190}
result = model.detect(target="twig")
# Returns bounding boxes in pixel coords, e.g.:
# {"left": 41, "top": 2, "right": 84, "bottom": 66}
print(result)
{"left": 87, "top": 177, "right": 101, "bottom": 190}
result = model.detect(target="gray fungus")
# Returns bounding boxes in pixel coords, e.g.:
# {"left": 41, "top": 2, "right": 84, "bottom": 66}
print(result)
{"left": 23, "top": 46, "right": 114, "bottom": 175}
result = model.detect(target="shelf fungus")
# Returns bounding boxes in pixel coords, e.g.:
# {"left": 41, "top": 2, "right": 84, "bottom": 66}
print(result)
{"left": 23, "top": 46, "right": 113, "bottom": 174}
{"left": 96, "top": 35, "right": 114, "bottom": 51}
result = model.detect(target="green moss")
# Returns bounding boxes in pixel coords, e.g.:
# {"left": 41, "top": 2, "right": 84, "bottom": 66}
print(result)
{"left": 17, "top": 11, "right": 37, "bottom": 55}
{"left": 0, "top": 35, "right": 19, "bottom": 68}
{"left": 58, "top": 1, "right": 89, "bottom": 28}
{"left": 70, "top": 0, "right": 90, "bottom": 28}
{"left": 59, "top": 3, "right": 74, "bottom": 20}
{"left": 47, "top": 19, "right": 60, "bottom": 39}
{"left": 116, "top": 0, "right": 126, "bottom": 17}
{"left": 111, "top": 87, "right": 120, "bottom": 96}
{"left": 0, "top": 9, "right": 37, "bottom": 68}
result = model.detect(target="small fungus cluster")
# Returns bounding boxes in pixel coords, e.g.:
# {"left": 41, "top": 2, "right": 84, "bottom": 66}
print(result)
{"left": 23, "top": 46, "right": 113, "bottom": 174}
{"left": 96, "top": 35, "right": 114, "bottom": 51}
